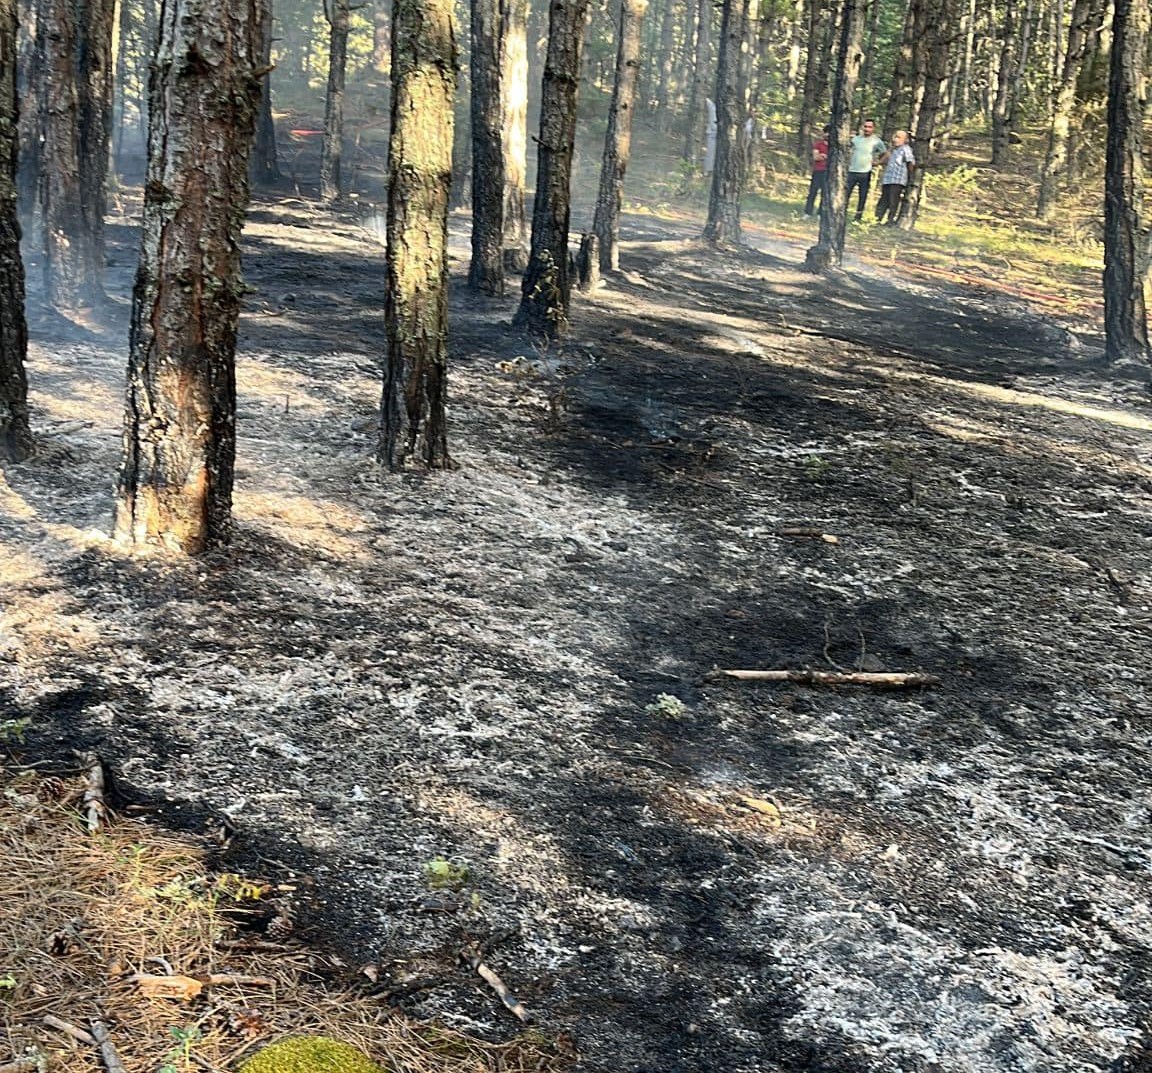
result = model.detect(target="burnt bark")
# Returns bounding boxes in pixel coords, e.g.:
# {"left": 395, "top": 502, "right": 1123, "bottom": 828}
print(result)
{"left": 592, "top": 0, "right": 647, "bottom": 272}
{"left": 320, "top": 0, "right": 350, "bottom": 202}
{"left": 1036, "top": 0, "right": 1106, "bottom": 219}
{"left": 0, "top": 0, "right": 31, "bottom": 462}
{"left": 702, "top": 0, "right": 750, "bottom": 246}
{"left": 77, "top": 0, "right": 115, "bottom": 283}
{"left": 1103, "top": 0, "right": 1150, "bottom": 365}
{"left": 379, "top": 0, "right": 457, "bottom": 467}
{"left": 514, "top": 0, "right": 590, "bottom": 339}
{"left": 251, "top": 2, "right": 280, "bottom": 186}
{"left": 38, "top": 0, "right": 101, "bottom": 309}
{"left": 468, "top": 0, "right": 507, "bottom": 295}
{"left": 804, "top": 0, "right": 865, "bottom": 273}
{"left": 14, "top": 0, "right": 36, "bottom": 229}
{"left": 114, "top": 0, "right": 266, "bottom": 554}
{"left": 501, "top": 0, "right": 528, "bottom": 270}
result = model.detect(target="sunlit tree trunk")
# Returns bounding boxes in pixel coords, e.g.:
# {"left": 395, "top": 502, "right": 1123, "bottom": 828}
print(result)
{"left": 379, "top": 0, "right": 456, "bottom": 467}
{"left": 592, "top": 0, "right": 647, "bottom": 271}
{"left": 0, "top": 0, "right": 31, "bottom": 462}
{"left": 469, "top": 0, "right": 507, "bottom": 294}
{"left": 804, "top": 0, "right": 864, "bottom": 272}
{"left": 1103, "top": 0, "right": 1150, "bottom": 364}
{"left": 114, "top": 0, "right": 266, "bottom": 554}
{"left": 1037, "top": 0, "right": 1107, "bottom": 219}
{"left": 784, "top": 0, "right": 803, "bottom": 102}
{"left": 514, "top": 0, "right": 590, "bottom": 338}
{"left": 702, "top": 0, "right": 749, "bottom": 245}
{"left": 320, "top": 0, "right": 350, "bottom": 202}
{"left": 373, "top": 0, "right": 390, "bottom": 72}
{"left": 251, "top": 2, "right": 280, "bottom": 186}
{"left": 501, "top": 0, "right": 528, "bottom": 269}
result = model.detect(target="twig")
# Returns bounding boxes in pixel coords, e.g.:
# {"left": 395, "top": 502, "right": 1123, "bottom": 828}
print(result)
{"left": 460, "top": 944, "right": 531, "bottom": 1023}
{"left": 708, "top": 669, "right": 939, "bottom": 688}
{"left": 80, "top": 754, "right": 108, "bottom": 834}
{"left": 43, "top": 1014, "right": 96, "bottom": 1045}
{"left": 89, "top": 1021, "right": 128, "bottom": 1073}
{"left": 203, "top": 974, "right": 277, "bottom": 988}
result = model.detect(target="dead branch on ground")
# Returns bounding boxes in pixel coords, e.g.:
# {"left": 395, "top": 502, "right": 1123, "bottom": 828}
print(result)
{"left": 708, "top": 669, "right": 939, "bottom": 688}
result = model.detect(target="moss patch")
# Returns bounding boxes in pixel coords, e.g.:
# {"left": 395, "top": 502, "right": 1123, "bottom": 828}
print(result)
{"left": 238, "top": 1036, "right": 386, "bottom": 1073}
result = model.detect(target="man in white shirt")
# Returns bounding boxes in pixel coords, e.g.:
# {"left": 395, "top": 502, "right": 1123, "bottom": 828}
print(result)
{"left": 846, "top": 119, "right": 887, "bottom": 223}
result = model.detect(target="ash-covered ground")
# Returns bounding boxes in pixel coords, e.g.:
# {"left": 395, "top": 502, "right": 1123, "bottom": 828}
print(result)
{"left": 2, "top": 197, "right": 1151, "bottom": 1073}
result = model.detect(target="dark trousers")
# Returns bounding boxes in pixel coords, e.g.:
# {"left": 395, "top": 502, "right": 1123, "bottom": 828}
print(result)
{"left": 804, "top": 170, "right": 827, "bottom": 215}
{"left": 875, "top": 182, "right": 907, "bottom": 223}
{"left": 846, "top": 171, "right": 872, "bottom": 218}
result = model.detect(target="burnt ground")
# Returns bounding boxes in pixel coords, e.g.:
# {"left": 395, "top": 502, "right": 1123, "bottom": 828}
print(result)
{"left": 3, "top": 194, "right": 1152, "bottom": 1073}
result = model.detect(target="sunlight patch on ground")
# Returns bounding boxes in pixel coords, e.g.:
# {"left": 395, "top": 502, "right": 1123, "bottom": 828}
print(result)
{"left": 234, "top": 490, "right": 375, "bottom": 560}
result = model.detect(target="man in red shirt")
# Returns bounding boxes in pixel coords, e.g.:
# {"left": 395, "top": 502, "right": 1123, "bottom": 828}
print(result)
{"left": 804, "top": 124, "right": 831, "bottom": 217}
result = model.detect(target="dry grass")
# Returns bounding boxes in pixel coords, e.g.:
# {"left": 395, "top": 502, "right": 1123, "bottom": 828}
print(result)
{"left": 0, "top": 767, "right": 573, "bottom": 1073}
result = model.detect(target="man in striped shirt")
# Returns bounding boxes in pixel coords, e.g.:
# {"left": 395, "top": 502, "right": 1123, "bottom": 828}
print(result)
{"left": 875, "top": 130, "right": 915, "bottom": 225}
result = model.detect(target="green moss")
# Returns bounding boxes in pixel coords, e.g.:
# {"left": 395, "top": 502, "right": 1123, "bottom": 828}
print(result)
{"left": 237, "top": 1036, "right": 386, "bottom": 1073}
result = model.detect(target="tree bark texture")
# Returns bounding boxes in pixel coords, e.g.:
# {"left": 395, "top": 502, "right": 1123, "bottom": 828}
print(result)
{"left": 0, "top": 0, "right": 31, "bottom": 462}
{"left": 796, "top": 0, "right": 832, "bottom": 156}
{"left": 900, "top": 0, "right": 957, "bottom": 230}
{"left": 1103, "top": 0, "right": 1150, "bottom": 364}
{"left": 805, "top": 0, "right": 864, "bottom": 272}
{"left": 990, "top": 0, "right": 1021, "bottom": 164}
{"left": 702, "top": 0, "right": 749, "bottom": 246}
{"left": 320, "top": 0, "right": 350, "bottom": 202}
{"left": 373, "top": 0, "right": 390, "bottom": 73}
{"left": 38, "top": 0, "right": 102, "bottom": 309}
{"left": 1036, "top": 0, "right": 1106, "bottom": 219}
{"left": 883, "top": 0, "right": 930, "bottom": 136}
{"left": 114, "top": 0, "right": 266, "bottom": 554}
{"left": 14, "top": 0, "right": 35, "bottom": 230}
{"left": 501, "top": 0, "right": 528, "bottom": 269}
{"left": 251, "top": 1, "right": 280, "bottom": 186}
{"left": 514, "top": 0, "right": 590, "bottom": 339}
{"left": 681, "top": 0, "right": 711, "bottom": 165}
{"left": 469, "top": 0, "right": 507, "bottom": 295}
{"left": 77, "top": 0, "right": 115, "bottom": 286}
{"left": 379, "top": 0, "right": 456, "bottom": 468}
{"left": 654, "top": 0, "right": 677, "bottom": 131}
{"left": 592, "top": 0, "right": 646, "bottom": 272}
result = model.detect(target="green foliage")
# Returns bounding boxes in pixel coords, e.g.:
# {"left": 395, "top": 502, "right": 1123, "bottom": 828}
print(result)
{"left": 238, "top": 1037, "right": 386, "bottom": 1073}
{"left": 159, "top": 1025, "right": 202, "bottom": 1073}
{"left": 928, "top": 164, "right": 980, "bottom": 199}
{"left": 0, "top": 717, "right": 31, "bottom": 743}
{"left": 645, "top": 693, "right": 686, "bottom": 720}
{"left": 423, "top": 858, "right": 470, "bottom": 889}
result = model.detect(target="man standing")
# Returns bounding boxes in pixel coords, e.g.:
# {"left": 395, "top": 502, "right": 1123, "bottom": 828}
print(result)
{"left": 846, "top": 118, "right": 886, "bottom": 222}
{"left": 875, "top": 130, "right": 915, "bottom": 224}
{"left": 803, "top": 124, "right": 830, "bottom": 216}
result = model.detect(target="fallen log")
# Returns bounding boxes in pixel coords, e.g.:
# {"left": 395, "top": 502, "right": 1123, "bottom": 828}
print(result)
{"left": 708, "top": 669, "right": 940, "bottom": 688}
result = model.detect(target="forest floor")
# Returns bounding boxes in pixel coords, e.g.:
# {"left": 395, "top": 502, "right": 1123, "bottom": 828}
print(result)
{"left": 3, "top": 164, "right": 1152, "bottom": 1073}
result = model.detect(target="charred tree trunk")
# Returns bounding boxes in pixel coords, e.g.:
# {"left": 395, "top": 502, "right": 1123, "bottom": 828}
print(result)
{"left": 38, "top": 0, "right": 101, "bottom": 310}
{"left": 77, "top": 0, "right": 115, "bottom": 291}
{"left": 1103, "top": 0, "right": 1150, "bottom": 365}
{"left": 320, "top": 0, "right": 350, "bottom": 202}
{"left": 469, "top": 0, "right": 508, "bottom": 295}
{"left": 1037, "top": 0, "right": 1106, "bottom": 219}
{"left": 15, "top": 0, "right": 38, "bottom": 229}
{"left": 251, "top": 2, "right": 280, "bottom": 186}
{"left": 702, "top": 0, "right": 750, "bottom": 246}
{"left": 514, "top": 0, "right": 590, "bottom": 339}
{"left": 114, "top": 0, "right": 266, "bottom": 554}
{"left": 379, "top": 0, "right": 457, "bottom": 467}
{"left": 0, "top": 0, "right": 31, "bottom": 462}
{"left": 501, "top": 0, "right": 528, "bottom": 270}
{"left": 804, "top": 0, "right": 864, "bottom": 272}
{"left": 592, "top": 0, "right": 647, "bottom": 272}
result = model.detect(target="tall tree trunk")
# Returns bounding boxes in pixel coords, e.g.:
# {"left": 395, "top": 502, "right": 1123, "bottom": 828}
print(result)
{"left": 702, "top": 0, "right": 749, "bottom": 245}
{"left": 592, "top": 0, "right": 647, "bottom": 272}
{"left": 958, "top": 0, "right": 975, "bottom": 119}
{"left": 884, "top": 0, "right": 929, "bottom": 135}
{"left": 469, "top": 0, "right": 508, "bottom": 294}
{"left": 372, "top": 0, "right": 390, "bottom": 72}
{"left": 320, "top": 0, "right": 350, "bottom": 202}
{"left": 784, "top": 0, "right": 803, "bottom": 102}
{"left": 681, "top": 0, "right": 711, "bottom": 164}
{"left": 856, "top": 0, "right": 883, "bottom": 122}
{"left": 38, "top": 0, "right": 101, "bottom": 310}
{"left": 654, "top": 0, "right": 677, "bottom": 132}
{"left": 379, "top": 0, "right": 457, "bottom": 467}
{"left": 251, "top": 2, "right": 280, "bottom": 186}
{"left": 77, "top": 0, "right": 115, "bottom": 295}
{"left": 1103, "top": 0, "right": 1150, "bottom": 364}
{"left": 1037, "top": 0, "right": 1106, "bottom": 219}
{"left": 796, "top": 0, "right": 832, "bottom": 155}
{"left": 114, "top": 0, "right": 266, "bottom": 554}
{"left": 0, "top": 0, "right": 31, "bottom": 463}
{"left": 501, "top": 0, "right": 528, "bottom": 269}
{"left": 900, "top": 0, "right": 957, "bottom": 229}
{"left": 804, "top": 0, "right": 864, "bottom": 272}
{"left": 514, "top": 0, "right": 590, "bottom": 339}
{"left": 15, "top": 0, "right": 38, "bottom": 230}
{"left": 990, "top": 0, "right": 1020, "bottom": 164}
